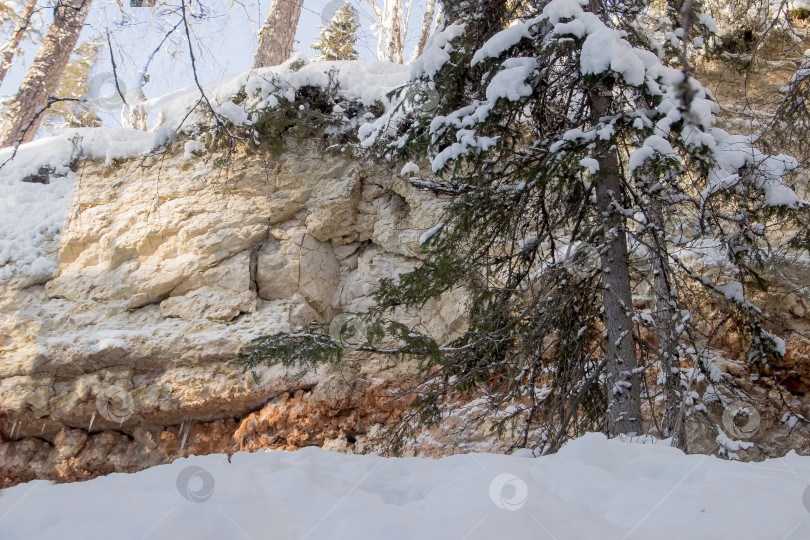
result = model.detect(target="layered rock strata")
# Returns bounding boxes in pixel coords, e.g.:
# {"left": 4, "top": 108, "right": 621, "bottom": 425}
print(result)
{"left": 0, "top": 141, "right": 463, "bottom": 487}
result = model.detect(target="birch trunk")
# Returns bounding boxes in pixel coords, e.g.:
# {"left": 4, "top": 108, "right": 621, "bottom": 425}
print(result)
{"left": 411, "top": 0, "right": 436, "bottom": 61}
{"left": 383, "top": 0, "right": 404, "bottom": 63}
{"left": 253, "top": 0, "right": 303, "bottom": 68}
{"left": 0, "top": 0, "right": 93, "bottom": 148}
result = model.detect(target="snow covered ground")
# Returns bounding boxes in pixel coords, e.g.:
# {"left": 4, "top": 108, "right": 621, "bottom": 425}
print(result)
{"left": 1, "top": 433, "right": 808, "bottom": 539}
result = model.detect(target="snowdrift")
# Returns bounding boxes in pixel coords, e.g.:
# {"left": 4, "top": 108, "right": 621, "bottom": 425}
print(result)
{"left": 1, "top": 433, "right": 808, "bottom": 539}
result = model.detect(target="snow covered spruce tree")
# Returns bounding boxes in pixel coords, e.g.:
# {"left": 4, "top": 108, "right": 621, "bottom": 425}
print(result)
{"left": 312, "top": 1, "right": 361, "bottom": 61}
{"left": 241, "top": 0, "right": 809, "bottom": 453}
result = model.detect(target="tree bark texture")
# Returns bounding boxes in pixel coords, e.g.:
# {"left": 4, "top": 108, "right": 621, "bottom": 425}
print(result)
{"left": 590, "top": 80, "right": 643, "bottom": 437}
{"left": 0, "top": 0, "right": 93, "bottom": 147}
{"left": 412, "top": 0, "right": 436, "bottom": 61}
{"left": 647, "top": 178, "right": 687, "bottom": 450}
{"left": 0, "top": 0, "right": 38, "bottom": 88}
{"left": 253, "top": 0, "right": 303, "bottom": 68}
{"left": 382, "top": 0, "right": 404, "bottom": 63}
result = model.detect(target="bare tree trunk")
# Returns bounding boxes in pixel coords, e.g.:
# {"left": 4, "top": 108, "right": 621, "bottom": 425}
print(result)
{"left": 383, "top": 0, "right": 404, "bottom": 63}
{"left": 590, "top": 80, "right": 643, "bottom": 437}
{"left": 0, "top": 0, "right": 38, "bottom": 87}
{"left": 646, "top": 178, "right": 687, "bottom": 450}
{"left": 0, "top": 0, "right": 93, "bottom": 148}
{"left": 411, "top": 0, "right": 436, "bottom": 61}
{"left": 253, "top": 0, "right": 303, "bottom": 68}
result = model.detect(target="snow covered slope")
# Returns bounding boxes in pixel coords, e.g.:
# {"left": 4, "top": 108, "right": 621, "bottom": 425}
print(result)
{"left": 1, "top": 433, "right": 808, "bottom": 539}
{"left": 0, "top": 59, "right": 409, "bottom": 288}
{"left": 0, "top": 128, "right": 155, "bottom": 285}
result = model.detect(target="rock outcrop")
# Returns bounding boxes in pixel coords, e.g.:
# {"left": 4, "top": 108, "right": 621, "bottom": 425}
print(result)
{"left": 2, "top": 127, "right": 810, "bottom": 488}
{"left": 0, "top": 139, "right": 462, "bottom": 487}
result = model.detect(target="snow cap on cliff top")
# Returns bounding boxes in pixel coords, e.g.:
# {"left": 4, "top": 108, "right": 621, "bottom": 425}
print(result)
{"left": 0, "top": 61, "right": 410, "bottom": 285}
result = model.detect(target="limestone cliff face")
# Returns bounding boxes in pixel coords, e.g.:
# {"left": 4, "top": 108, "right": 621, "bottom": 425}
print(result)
{"left": 3, "top": 134, "right": 810, "bottom": 489}
{"left": 0, "top": 140, "right": 463, "bottom": 487}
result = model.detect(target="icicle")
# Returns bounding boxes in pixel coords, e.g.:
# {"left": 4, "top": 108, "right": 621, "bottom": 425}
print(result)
{"left": 88, "top": 412, "right": 96, "bottom": 433}
{"left": 179, "top": 421, "right": 190, "bottom": 455}
{"left": 10, "top": 419, "right": 17, "bottom": 439}
{"left": 40, "top": 424, "right": 45, "bottom": 435}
